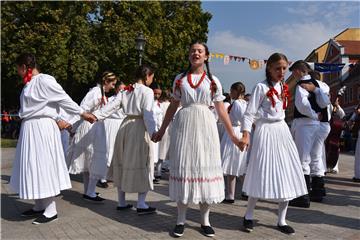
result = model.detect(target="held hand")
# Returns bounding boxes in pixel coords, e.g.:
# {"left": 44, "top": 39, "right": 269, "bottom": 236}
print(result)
{"left": 81, "top": 112, "right": 97, "bottom": 123}
{"left": 300, "top": 82, "right": 316, "bottom": 92}
{"left": 238, "top": 136, "right": 250, "bottom": 152}
{"left": 57, "top": 120, "right": 71, "bottom": 130}
{"left": 151, "top": 128, "right": 165, "bottom": 143}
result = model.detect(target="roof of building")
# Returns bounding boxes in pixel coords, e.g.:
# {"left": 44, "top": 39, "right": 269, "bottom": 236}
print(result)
{"left": 336, "top": 40, "right": 360, "bottom": 55}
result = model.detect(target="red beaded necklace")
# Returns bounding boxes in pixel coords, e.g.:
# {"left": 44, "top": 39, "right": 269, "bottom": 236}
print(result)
{"left": 187, "top": 71, "right": 206, "bottom": 89}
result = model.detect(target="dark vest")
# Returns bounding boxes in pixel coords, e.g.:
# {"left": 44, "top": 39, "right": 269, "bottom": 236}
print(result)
{"left": 293, "top": 78, "right": 329, "bottom": 122}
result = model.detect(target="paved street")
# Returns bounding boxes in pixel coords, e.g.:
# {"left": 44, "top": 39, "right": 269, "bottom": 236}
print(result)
{"left": 1, "top": 148, "right": 359, "bottom": 240}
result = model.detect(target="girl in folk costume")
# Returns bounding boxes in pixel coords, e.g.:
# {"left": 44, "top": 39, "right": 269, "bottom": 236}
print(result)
{"left": 350, "top": 107, "right": 360, "bottom": 182}
{"left": 289, "top": 60, "right": 331, "bottom": 206}
{"left": 152, "top": 42, "right": 241, "bottom": 238}
{"left": 67, "top": 71, "right": 117, "bottom": 202}
{"left": 221, "top": 82, "right": 248, "bottom": 204}
{"left": 239, "top": 53, "right": 307, "bottom": 235}
{"left": 99, "top": 81, "right": 127, "bottom": 187}
{"left": 150, "top": 82, "right": 163, "bottom": 183}
{"left": 10, "top": 53, "right": 95, "bottom": 224}
{"left": 92, "top": 65, "right": 157, "bottom": 215}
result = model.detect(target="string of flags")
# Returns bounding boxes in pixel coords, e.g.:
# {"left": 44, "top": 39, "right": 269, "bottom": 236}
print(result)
{"left": 209, "top": 52, "right": 356, "bottom": 72}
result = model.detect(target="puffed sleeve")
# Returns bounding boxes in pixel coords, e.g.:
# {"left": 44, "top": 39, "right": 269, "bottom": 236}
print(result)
{"left": 93, "top": 91, "right": 123, "bottom": 121}
{"left": 171, "top": 73, "right": 183, "bottom": 101}
{"left": 211, "top": 75, "right": 225, "bottom": 102}
{"left": 142, "top": 90, "right": 157, "bottom": 136}
{"left": 44, "top": 76, "right": 84, "bottom": 115}
{"left": 242, "top": 84, "right": 264, "bottom": 133}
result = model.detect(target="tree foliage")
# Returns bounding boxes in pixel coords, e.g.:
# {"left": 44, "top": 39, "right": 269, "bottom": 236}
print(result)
{"left": 1, "top": 1, "right": 211, "bottom": 107}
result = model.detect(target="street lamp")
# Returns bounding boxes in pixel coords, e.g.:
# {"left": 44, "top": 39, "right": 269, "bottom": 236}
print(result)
{"left": 135, "top": 32, "right": 146, "bottom": 66}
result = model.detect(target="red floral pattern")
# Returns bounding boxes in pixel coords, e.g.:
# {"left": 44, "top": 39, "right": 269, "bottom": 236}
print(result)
{"left": 170, "top": 175, "right": 223, "bottom": 183}
{"left": 124, "top": 84, "right": 134, "bottom": 92}
{"left": 23, "top": 68, "right": 33, "bottom": 84}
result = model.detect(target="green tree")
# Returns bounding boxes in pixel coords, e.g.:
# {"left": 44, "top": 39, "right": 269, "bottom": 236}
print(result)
{"left": 1, "top": 1, "right": 211, "bottom": 108}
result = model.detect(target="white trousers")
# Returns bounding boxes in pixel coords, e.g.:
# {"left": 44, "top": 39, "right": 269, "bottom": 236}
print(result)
{"left": 310, "top": 123, "right": 331, "bottom": 176}
{"left": 291, "top": 119, "right": 318, "bottom": 175}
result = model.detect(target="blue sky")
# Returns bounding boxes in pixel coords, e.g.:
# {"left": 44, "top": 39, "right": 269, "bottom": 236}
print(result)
{"left": 201, "top": 1, "right": 360, "bottom": 93}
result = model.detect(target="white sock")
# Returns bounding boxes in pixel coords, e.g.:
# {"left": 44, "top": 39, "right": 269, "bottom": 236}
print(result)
{"left": 117, "top": 188, "right": 126, "bottom": 207}
{"left": 177, "top": 202, "right": 188, "bottom": 225}
{"left": 86, "top": 177, "right": 98, "bottom": 197}
{"left": 155, "top": 160, "right": 163, "bottom": 177}
{"left": 137, "top": 192, "right": 148, "bottom": 209}
{"left": 245, "top": 197, "right": 258, "bottom": 220}
{"left": 199, "top": 203, "right": 210, "bottom": 226}
{"left": 83, "top": 172, "right": 90, "bottom": 194}
{"left": 278, "top": 201, "right": 289, "bottom": 226}
{"left": 43, "top": 197, "right": 57, "bottom": 218}
{"left": 227, "top": 176, "right": 236, "bottom": 200}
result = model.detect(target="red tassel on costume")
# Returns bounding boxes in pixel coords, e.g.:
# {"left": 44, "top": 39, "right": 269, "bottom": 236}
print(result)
{"left": 210, "top": 80, "right": 217, "bottom": 98}
{"left": 174, "top": 79, "right": 182, "bottom": 97}
{"left": 23, "top": 68, "right": 33, "bottom": 84}
{"left": 282, "top": 83, "right": 290, "bottom": 109}
{"left": 266, "top": 87, "right": 278, "bottom": 108}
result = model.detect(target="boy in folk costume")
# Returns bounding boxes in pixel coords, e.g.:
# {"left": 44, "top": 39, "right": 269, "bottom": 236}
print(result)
{"left": 92, "top": 65, "right": 158, "bottom": 215}
{"left": 221, "top": 82, "right": 248, "bottom": 204}
{"left": 152, "top": 42, "right": 241, "bottom": 238}
{"left": 289, "top": 60, "right": 331, "bottom": 206}
{"left": 10, "top": 53, "right": 95, "bottom": 224}
{"left": 99, "top": 81, "right": 127, "bottom": 187}
{"left": 239, "top": 53, "right": 307, "bottom": 235}
{"left": 67, "top": 71, "right": 118, "bottom": 202}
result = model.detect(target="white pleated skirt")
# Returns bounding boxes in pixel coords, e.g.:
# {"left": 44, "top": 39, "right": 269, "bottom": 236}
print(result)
{"left": 104, "top": 118, "right": 123, "bottom": 167}
{"left": 221, "top": 126, "right": 247, "bottom": 177}
{"left": 169, "top": 104, "right": 225, "bottom": 204}
{"left": 159, "top": 126, "right": 170, "bottom": 160}
{"left": 242, "top": 119, "right": 307, "bottom": 201}
{"left": 67, "top": 120, "right": 107, "bottom": 179}
{"left": 10, "top": 118, "right": 72, "bottom": 199}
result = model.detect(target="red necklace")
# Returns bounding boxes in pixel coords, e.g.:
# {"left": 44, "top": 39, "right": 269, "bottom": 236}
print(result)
{"left": 187, "top": 71, "right": 206, "bottom": 89}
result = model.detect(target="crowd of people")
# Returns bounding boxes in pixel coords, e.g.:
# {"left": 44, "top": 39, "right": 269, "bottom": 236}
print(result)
{"left": 8, "top": 45, "right": 360, "bottom": 238}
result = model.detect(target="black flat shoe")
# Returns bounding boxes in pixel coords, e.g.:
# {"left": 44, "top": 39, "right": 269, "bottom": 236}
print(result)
{"left": 153, "top": 179, "right": 160, "bottom": 184}
{"left": 21, "top": 209, "right": 44, "bottom": 217}
{"left": 173, "top": 224, "right": 185, "bottom": 237}
{"left": 200, "top": 225, "right": 215, "bottom": 237}
{"left": 222, "top": 199, "right": 235, "bottom": 204}
{"left": 83, "top": 194, "right": 105, "bottom": 203}
{"left": 137, "top": 206, "right": 156, "bottom": 215}
{"left": 116, "top": 204, "right": 133, "bottom": 210}
{"left": 97, "top": 180, "right": 109, "bottom": 188}
{"left": 243, "top": 217, "right": 253, "bottom": 232}
{"left": 277, "top": 224, "right": 295, "bottom": 235}
{"left": 32, "top": 214, "right": 58, "bottom": 224}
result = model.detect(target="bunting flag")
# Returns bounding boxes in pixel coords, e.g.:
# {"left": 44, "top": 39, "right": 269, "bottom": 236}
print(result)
{"left": 209, "top": 52, "right": 356, "bottom": 72}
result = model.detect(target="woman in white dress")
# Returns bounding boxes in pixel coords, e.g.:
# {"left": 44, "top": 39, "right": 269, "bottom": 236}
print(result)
{"left": 10, "top": 53, "right": 94, "bottom": 224}
{"left": 67, "top": 71, "right": 117, "bottom": 202}
{"left": 99, "top": 82, "right": 126, "bottom": 187}
{"left": 221, "top": 82, "right": 248, "bottom": 204}
{"left": 239, "top": 53, "right": 308, "bottom": 235}
{"left": 152, "top": 42, "right": 241, "bottom": 238}
{"left": 92, "top": 65, "right": 158, "bottom": 215}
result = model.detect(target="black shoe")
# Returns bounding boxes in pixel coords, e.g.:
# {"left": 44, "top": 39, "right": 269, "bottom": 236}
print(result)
{"left": 241, "top": 193, "right": 248, "bottom": 200}
{"left": 82, "top": 192, "right": 100, "bottom": 198}
{"left": 289, "top": 195, "right": 310, "bottom": 208}
{"left": 137, "top": 207, "right": 156, "bottom": 215}
{"left": 173, "top": 224, "right": 185, "bottom": 237}
{"left": 353, "top": 177, "right": 360, "bottom": 182}
{"left": 277, "top": 224, "right": 295, "bottom": 235}
{"left": 243, "top": 217, "right": 253, "bottom": 232}
{"left": 116, "top": 204, "right": 133, "bottom": 210}
{"left": 155, "top": 176, "right": 161, "bottom": 180}
{"left": 221, "top": 199, "right": 235, "bottom": 204}
{"left": 83, "top": 194, "right": 105, "bottom": 203}
{"left": 153, "top": 179, "right": 160, "bottom": 184}
{"left": 32, "top": 214, "right": 58, "bottom": 225}
{"left": 21, "top": 209, "right": 45, "bottom": 217}
{"left": 201, "top": 225, "right": 215, "bottom": 237}
{"left": 97, "top": 180, "right": 109, "bottom": 188}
